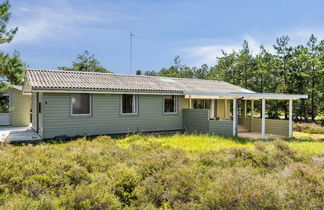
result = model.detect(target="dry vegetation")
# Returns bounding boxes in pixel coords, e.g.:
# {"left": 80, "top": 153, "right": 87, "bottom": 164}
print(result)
{"left": 294, "top": 122, "right": 324, "bottom": 134}
{"left": 0, "top": 134, "right": 323, "bottom": 209}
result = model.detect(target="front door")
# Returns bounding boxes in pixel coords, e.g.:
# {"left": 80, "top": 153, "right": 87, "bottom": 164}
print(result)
{"left": 0, "top": 94, "right": 11, "bottom": 125}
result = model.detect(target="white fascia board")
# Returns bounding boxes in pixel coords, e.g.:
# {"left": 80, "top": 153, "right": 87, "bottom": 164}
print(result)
{"left": 185, "top": 92, "right": 308, "bottom": 100}
{"left": 31, "top": 89, "right": 184, "bottom": 95}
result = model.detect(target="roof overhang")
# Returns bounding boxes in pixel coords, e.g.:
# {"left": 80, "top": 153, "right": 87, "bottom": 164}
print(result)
{"left": 26, "top": 88, "right": 184, "bottom": 95}
{"left": 185, "top": 92, "right": 308, "bottom": 100}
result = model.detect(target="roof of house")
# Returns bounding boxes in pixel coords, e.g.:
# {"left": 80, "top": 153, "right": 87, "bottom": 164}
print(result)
{"left": 25, "top": 69, "right": 254, "bottom": 94}
{"left": 24, "top": 69, "right": 308, "bottom": 99}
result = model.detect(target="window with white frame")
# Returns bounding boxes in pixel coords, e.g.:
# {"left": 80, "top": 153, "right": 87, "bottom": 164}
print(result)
{"left": 71, "top": 93, "right": 91, "bottom": 115}
{"left": 121, "top": 94, "right": 137, "bottom": 114}
{"left": 163, "top": 95, "right": 177, "bottom": 114}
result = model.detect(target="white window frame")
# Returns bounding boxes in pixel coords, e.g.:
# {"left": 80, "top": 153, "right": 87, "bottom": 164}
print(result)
{"left": 163, "top": 95, "right": 177, "bottom": 114}
{"left": 70, "top": 93, "right": 92, "bottom": 116}
{"left": 120, "top": 94, "right": 138, "bottom": 115}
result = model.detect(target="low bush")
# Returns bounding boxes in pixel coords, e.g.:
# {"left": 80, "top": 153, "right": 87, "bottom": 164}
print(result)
{"left": 0, "top": 134, "right": 323, "bottom": 209}
{"left": 294, "top": 123, "right": 324, "bottom": 134}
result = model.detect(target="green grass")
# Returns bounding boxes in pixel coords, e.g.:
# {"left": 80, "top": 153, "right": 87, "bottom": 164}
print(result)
{"left": 118, "top": 134, "right": 253, "bottom": 151}
{"left": 0, "top": 133, "right": 323, "bottom": 209}
{"left": 118, "top": 133, "right": 324, "bottom": 153}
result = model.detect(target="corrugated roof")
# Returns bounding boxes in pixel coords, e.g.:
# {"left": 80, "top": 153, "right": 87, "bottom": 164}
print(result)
{"left": 25, "top": 69, "right": 254, "bottom": 94}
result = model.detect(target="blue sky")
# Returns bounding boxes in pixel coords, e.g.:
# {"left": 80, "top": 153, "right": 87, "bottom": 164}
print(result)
{"left": 3, "top": 0, "right": 324, "bottom": 74}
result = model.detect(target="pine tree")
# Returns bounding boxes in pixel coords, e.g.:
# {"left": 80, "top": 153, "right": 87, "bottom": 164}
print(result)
{"left": 58, "top": 50, "right": 111, "bottom": 73}
{"left": 0, "top": 0, "right": 26, "bottom": 91}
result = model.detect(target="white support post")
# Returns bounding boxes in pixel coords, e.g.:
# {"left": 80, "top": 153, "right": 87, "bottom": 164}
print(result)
{"left": 233, "top": 99, "right": 237, "bottom": 136}
{"left": 289, "top": 99, "right": 293, "bottom": 138}
{"left": 261, "top": 99, "right": 266, "bottom": 138}
{"left": 210, "top": 99, "right": 215, "bottom": 119}
{"left": 251, "top": 99, "right": 254, "bottom": 131}
{"left": 189, "top": 95, "right": 192, "bottom": 109}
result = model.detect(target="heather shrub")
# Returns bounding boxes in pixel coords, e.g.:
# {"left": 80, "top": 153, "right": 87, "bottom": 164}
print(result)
{"left": 201, "top": 167, "right": 283, "bottom": 209}
{"left": 59, "top": 183, "right": 121, "bottom": 209}
{"left": 282, "top": 162, "right": 324, "bottom": 209}
{"left": 111, "top": 165, "right": 140, "bottom": 206}
{"left": 294, "top": 123, "right": 324, "bottom": 134}
{"left": 254, "top": 140, "right": 267, "bottom": 151}
{"left": 0, "top": 134, "right": 323, "bottom": 209}
{"left": 135, "top": 166, "right": 199, "bottom": 208}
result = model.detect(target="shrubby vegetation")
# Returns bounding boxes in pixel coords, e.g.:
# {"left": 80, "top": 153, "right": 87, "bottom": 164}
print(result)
{"left": 0, "top": 134, "right": 323, "bottom": 209}
{"left": 294, "top": 122, "right": 324, "bottom": 134}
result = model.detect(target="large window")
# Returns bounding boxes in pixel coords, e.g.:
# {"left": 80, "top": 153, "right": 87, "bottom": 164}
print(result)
{"left": 121, "top": 94, "right": 137, "bottom": 115}
{"left": 193, "top": 99, "right": 210, "bottom": 109}
{"left": 71, "top": 94, "right": 91, "bottom": 115}
{"left": 163, "top": 95, "right": 177, "bottom": 114}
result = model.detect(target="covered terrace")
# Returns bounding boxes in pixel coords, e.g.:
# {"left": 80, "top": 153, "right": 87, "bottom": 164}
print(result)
{"left": 183, "top": 92, "right": 308, "bottom": 138}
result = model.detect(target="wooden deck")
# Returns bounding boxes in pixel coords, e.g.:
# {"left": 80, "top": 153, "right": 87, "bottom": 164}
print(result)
{"left": 0, "top": 126, "right": 42, "bottom": 143}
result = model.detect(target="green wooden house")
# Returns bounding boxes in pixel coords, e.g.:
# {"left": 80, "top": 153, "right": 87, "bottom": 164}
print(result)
{"left": 22, "top": 69, "right": 307, "bottom": 139}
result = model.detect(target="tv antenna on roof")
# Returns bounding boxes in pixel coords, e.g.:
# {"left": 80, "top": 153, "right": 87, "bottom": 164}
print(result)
{"left": 129, "top": 32, "right": 142, "bottom": 75}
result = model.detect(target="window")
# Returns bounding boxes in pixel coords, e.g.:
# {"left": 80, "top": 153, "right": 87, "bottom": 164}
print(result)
{"left": 121, "top": 94, "right": 137, "bottom": 115}
{"left": 71, "top": 94, "right": 91, "bottom": 115}
{"left": 0, "top": 95, "right": 10, "bottom": 113}
{"left": 163, "top": 95, "right": 177, "bottom": 114}
{"left": 193, "top": 99, "right": 210, "bottom": 109}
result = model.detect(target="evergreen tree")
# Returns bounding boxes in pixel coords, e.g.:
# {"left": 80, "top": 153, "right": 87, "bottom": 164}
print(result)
{"left": 58, "top": 50, "right": 111, "bottom": 73}
{"left": 0, "top": 0, "right": 26, "bottom": 91}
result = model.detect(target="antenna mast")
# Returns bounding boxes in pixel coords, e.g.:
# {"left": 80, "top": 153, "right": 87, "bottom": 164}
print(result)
{"left": 129, "top": 32, "right": 135, "bottom": 74}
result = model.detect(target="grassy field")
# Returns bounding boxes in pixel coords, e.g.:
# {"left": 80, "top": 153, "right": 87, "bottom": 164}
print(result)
{"left": 118, "top": 133, "right": 324, "bottom": 153}
{"left": 0, "top": 134, "right": 323, "bottom": 209}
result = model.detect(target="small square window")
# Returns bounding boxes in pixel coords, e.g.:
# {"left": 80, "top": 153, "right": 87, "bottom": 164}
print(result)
{"left": 71, "top": 94, "right": 91, "bottom": 115}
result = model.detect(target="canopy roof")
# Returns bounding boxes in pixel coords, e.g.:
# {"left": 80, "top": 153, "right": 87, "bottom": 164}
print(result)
{"left": 186, "top": 92, "right": 308, "bottom": 100}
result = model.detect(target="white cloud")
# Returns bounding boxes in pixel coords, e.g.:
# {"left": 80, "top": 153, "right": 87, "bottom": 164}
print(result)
{"left": 6, "top": 0, "right": 115, "bottom": 45}
{"left": 284, "top": 27, "right": 324, "bottom": 43}
{"left": 181, "top": 27, "right": 324, "bottom": 67}
{"left": 181, "top": 35, "right": 272, "bottom": 67}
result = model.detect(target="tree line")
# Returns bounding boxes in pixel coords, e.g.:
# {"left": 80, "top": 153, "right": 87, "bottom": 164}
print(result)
{"left": 142, "top": 36, "right": 324, "bottom": 122}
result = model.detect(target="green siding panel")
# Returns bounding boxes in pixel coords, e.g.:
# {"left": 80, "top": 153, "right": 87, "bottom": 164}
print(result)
{"left": 183, "top": 109, "right": 233, "bottom": 135}
{"left": 238, "top": 117, "right": 252, "bottom": 131}
{"left": 42, "top": 94, "right": 188, "bottom": 138}
{"left": 251, "top": 118, "right": 289, "bottom": 137}
{"left": 183, "top": 109, "right": 209, "bottom": 133}
{"left": 209, "top": 120, "right": 233, "bottom": 135}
